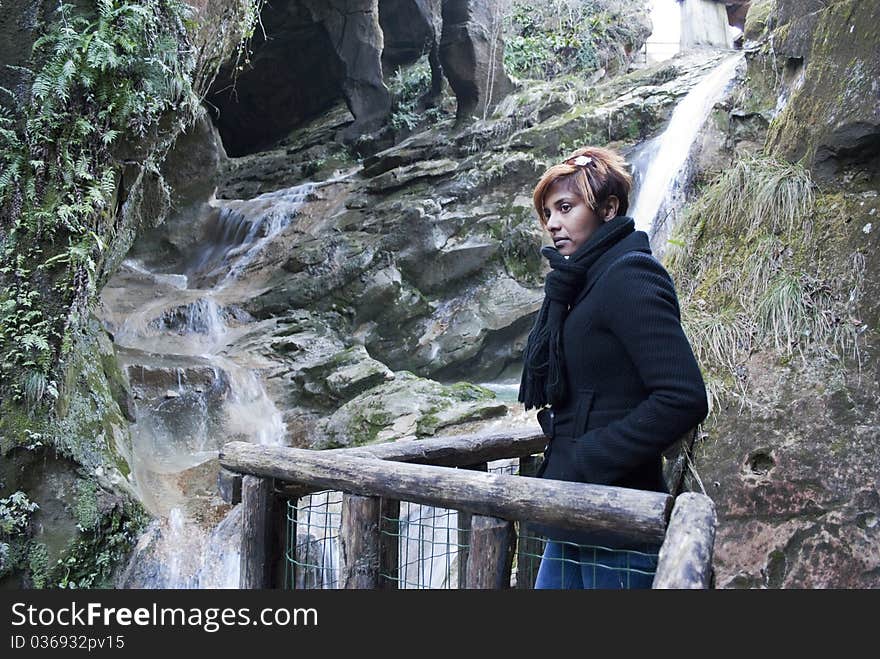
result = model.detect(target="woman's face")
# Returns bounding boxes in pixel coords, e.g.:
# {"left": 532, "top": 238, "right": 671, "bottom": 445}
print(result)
{"left": 542, "top": 180, "right": 604, "bottom": 257}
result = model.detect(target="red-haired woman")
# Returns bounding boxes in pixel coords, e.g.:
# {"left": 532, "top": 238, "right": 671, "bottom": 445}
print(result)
{"left": 519, "top": 146, "right": 708, "bottom": 589}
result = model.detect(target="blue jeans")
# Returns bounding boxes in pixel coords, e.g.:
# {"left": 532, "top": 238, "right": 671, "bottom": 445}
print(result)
{"left": 534, "top": 541, "right": 659, "bottom": 589}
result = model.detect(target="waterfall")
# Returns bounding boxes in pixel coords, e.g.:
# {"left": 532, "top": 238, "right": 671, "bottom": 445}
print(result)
{"left": 108, "top": 183, "right": 315, "bottom": 588}
{"left": 629, "top": 52, "right": 743, "bottom": 253}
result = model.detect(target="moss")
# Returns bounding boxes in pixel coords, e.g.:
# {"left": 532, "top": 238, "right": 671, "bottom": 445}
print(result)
{"left": 744, "top": 0, "right": 776, "bottom": 41}
{"left": 449, "top": 381, "right": 495, "bottom": 401}
{"left": 666, "top": 153, "right": 871, "bottom": 414}
{"left": 47, "top": 320, "right": 133, "bottom": 480}
{"left": 27, "top": 543, "right": 49, "bottom": 589}
{"left": 0, "top": 400, "right": 48, "bottom": 456}
{"left": 73, "top": 479, "right": 100, "bottom": 532}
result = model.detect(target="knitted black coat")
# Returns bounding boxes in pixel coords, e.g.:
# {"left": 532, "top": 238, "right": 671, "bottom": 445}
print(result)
{"left": 533, "top": 230, "right": 708, "bottom": 546}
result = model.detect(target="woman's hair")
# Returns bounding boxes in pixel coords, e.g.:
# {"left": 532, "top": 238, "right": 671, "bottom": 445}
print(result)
{"left": 532, "top": 146, "right": 633, "bottom": 225}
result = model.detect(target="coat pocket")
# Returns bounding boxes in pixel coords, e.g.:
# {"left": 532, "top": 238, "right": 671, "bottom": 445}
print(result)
{"left": 573, "top": 389, "right": 595, "bottom": 436}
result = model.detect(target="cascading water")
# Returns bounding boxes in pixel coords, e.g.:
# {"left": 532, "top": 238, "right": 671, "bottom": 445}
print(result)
{"left": 629, "top": 52, "right": 744, "bottom": 254}
{"left": 104, "top": 182, "right": 315, "bottom": 588}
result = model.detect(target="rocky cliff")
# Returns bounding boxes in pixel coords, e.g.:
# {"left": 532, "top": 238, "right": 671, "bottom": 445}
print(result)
{"left": 669, "top": 0, "right": 879, "bottom": 587}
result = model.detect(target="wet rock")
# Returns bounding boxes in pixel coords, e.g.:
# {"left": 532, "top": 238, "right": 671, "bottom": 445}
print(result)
{"left": 314, "top": 372, "right": 507, "bottom": 447}
{"left": 365, "top": 158, "right": 460, "bottom": 193}
{"left": 124, "top": 359, "right": 228, "bottom": 400}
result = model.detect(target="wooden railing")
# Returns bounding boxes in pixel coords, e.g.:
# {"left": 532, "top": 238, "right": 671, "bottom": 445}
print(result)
{"left": 218, "top": 428, "right": 716, "bottom": 589}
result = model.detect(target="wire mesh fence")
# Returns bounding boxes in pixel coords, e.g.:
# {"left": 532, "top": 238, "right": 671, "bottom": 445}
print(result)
{"left": 283, "top": 457, "right": 659, "bottom": 589}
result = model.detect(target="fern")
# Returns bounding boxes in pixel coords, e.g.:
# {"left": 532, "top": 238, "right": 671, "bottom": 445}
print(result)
{"left": 0, "top": 0, "right": 207, "bottom": 406}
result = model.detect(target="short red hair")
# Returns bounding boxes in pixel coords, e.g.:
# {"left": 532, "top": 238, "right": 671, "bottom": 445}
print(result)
{"left": 532, "top": 146, "right": 633, "bottom": 225}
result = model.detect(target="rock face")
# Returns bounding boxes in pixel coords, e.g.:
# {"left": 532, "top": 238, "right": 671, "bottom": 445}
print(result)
{"left": 764, "top": 0, "right": 880, "bottom": 179}
{"left": 674, "top": 0, "right": 880, "bottom": 587}
{"left": 304, "top": 0, "right": 392, "bottom": 142}
{"left": 109, "top": 44, "right": 725, "bottom": 470}
{"left": 723, "top": 0, "right": 752, "bottom": 29}
{"left": 207, "top": 1, "right": 350, "bottom": 156}
{"left": 226, "top": 52, "right": 723, "bottom": 382}
{"left": 208, "top": 0, "right": 517, "bottom": 154}
{"left": 440, "top": 0, "right": 514, "bottom": 123}
{"left": 380, "top": 0, "right": 443, "bottom": 104}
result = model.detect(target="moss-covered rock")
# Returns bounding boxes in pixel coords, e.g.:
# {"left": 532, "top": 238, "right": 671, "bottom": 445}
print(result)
{"left": 764, "top": 0, "right": 880, "bottom": 180}
{"left": 667, "top": 3, "right": 880, "bottom": 584}
{"left": 314, "top": 371, "right": 507, "bottom": 447}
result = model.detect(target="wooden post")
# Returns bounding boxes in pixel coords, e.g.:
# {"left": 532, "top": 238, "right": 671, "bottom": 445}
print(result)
{"left": 240, "top": 475, "right": 273, "bottom": 589}
{"left": 218, "top": 468, "right": 242, "bottom": 504}
{"left": 458, "top": 463, "right": 488, "bottom": 588}
{"left": 516, "top": 455, "right": 544, "bottom": 589}
{"left": 340, "top": 494, "right": 382, "bottom": 589}
{"left": 267, "top": 492, "right": 288, "bottom": 589}
{"left": 466, "top": 515, "right": 516, "bottom": 589}
{"left": 652, "top": 493, "right": 716, "bottom": 589}
{"left": 378, "top": 498, "right": 400, "bottom": 590}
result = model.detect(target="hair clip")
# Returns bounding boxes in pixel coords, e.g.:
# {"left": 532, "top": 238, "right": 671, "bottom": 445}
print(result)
{"left": 567, "top": 155, "right": 593, "bottom": 167}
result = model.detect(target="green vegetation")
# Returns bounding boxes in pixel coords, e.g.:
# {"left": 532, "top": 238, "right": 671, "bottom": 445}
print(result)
{"left": 503, "top": 0, "right": 648, "bottom": 80}
{"left": 666, "top": 154, "right": 868, "bottom": 413}
{"left": 0, "top": 0, "right": 262, "bottom": 588}
{"left": 0, "top": 0, "right": 199, "bottom": 410}
{"left": 0, "top": 0, "right": 264, "bottom": 417}
{"left": 0, "top": 491, "right": 40, "bottom": 584}
{"left": 48, "top": 497, "right": 147, "bottom": 589}
{"left": 387, "top": 57, "right": 447, "bottom": 133}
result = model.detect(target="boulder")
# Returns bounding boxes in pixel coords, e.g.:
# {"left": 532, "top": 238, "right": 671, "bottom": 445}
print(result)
{"left": 313, "top": 371, "right": 507, "bottom": 447}
{"left": 298, "top": 345, "right": 394, "bottom": 406}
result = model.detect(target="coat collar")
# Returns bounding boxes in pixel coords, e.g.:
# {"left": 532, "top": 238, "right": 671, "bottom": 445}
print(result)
{"left": 571, "top": 230, "right": 653, "bottom": 307}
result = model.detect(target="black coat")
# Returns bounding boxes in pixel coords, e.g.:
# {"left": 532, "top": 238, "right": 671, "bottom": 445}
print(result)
{"left": 533, "top": 230, "right": 708, "bottom": 546}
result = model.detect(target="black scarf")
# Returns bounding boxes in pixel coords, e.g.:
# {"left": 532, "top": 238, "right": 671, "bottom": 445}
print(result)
{"left": 518, "top": 215, "right": 635, "bottom": 410}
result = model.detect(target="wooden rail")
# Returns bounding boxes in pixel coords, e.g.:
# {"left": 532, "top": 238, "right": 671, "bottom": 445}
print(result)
{"left": 218, "top": 429, "right": 716, "bottom": 590}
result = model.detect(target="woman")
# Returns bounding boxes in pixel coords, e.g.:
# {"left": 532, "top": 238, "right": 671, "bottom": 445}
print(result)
{"left": 519, "top": 146, "right": 708, "bottom": 589}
